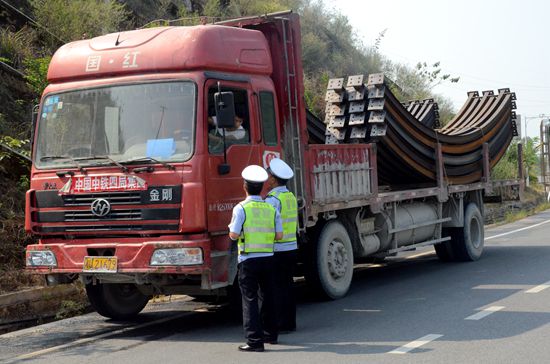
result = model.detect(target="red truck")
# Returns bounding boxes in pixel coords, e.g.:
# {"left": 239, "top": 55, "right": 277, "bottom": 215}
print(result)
{"left": 25, "top": 11, "right": 521, "bottom": 319}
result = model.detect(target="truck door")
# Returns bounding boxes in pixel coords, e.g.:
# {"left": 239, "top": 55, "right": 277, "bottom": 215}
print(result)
{"left": 204, "top": 80, "right": 261, "bottom": 232}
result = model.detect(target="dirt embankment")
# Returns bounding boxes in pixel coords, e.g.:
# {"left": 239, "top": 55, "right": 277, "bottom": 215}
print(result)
{"left": 0, "top": 155, "right": 41, "bottom": 296}
{"left": 0, "top": 284, "right": 88, "bottom": 334}
{"left": 485, "top": 188, "right": 547, "bottom": 225}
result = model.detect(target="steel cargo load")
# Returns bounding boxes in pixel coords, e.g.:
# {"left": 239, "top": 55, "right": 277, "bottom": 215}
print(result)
{"left": 323, "top": 74, "right": 517, "bottom": 186}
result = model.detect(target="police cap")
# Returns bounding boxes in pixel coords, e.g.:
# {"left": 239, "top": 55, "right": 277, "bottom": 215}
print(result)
{"left": 268, "top": 158, "right": 294, "bottom": 180}
{"left": 241, "top": 165, "right": 268, "bottom": 183}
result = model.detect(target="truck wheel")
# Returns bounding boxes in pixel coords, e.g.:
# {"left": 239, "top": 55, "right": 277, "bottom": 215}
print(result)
{"left": 434, "top": 228, "right": 457, "bottom": 262}
{"left": 307, "top": 220, "right": 354, "bottom": 299}
{"left": 450, "top": 203, "right": 484, "bottom": 261}
{"left": 85, "top": 283, "right": 150, "bottom": 320}
{"left": 219, "top": 278, "right": 242, "bottom": 323}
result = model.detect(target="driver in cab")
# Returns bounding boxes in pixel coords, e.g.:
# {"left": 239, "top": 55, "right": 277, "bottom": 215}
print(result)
{"left": 208, "top": 114, "right": 248, "bottom": 153}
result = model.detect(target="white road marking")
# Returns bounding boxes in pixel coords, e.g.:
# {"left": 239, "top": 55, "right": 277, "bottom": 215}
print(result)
{"left": 526, "top": 280, "right": 550, "bottom": 293}
{"left": 485, "top": 219, "right": 550, "bottom": 240}
{"left": 13, "top": 311, "right": 191, "bottom": 361}
{"left": 473, "top": 284, "right": 530, "bottom": 290}
{"left": 343, "top": 309, "right": 381, "bottom": 312}
{"left": 389, "top": 334, "right": 443, "bottom": 354}
{"left": 465, "top": 306, "right": 505, "bottom": 320}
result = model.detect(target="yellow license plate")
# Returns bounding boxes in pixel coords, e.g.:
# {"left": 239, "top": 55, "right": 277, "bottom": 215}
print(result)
{"left": 83, "top": 256, "right": 118, "bottom": 273}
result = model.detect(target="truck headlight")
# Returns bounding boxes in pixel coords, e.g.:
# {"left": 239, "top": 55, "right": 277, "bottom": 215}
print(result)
{"left": 150, "top": 248, "right": 203, "bottom": 266}
{"left": 27, "top": 250, "right": 57, "bottom": 267}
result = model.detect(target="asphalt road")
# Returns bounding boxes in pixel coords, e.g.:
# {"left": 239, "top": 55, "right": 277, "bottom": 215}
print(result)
{"left": 3, "top": 209, "right": 550, "bottom": 363}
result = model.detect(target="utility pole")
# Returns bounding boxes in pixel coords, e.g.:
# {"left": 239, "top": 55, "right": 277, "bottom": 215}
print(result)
{"left": 523, "top": 114, "right": 549, "bottom": 187}
{"left": 540, "top": 119, "right": 550, "bottom": 195}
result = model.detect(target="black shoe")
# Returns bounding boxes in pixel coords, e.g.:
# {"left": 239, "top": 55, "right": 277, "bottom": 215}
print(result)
{"left": 238, "top": 344, "right": 264, "bottom": 352}
{"left": 264, "top": 338, "right": 278, "bottom": 345}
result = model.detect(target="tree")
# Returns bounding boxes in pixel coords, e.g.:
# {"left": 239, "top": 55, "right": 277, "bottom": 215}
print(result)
{"left": 492, "top": 138, "right": 539, "bottom": 184}
{"left": 226, "top": 0, "right": 299, "bottom": 17}
{"left": 492, "top": 140, "right": 520, "bottom": 180}
{"left": 433, "top": 95, "right": 456, "bottom": 126}
{"left": 524, "top": 136, "right": 540, "bottom": 183}
{"left": 202, "top": 0, "right": 227, "bottom": 18}
{"left": 414, "top": 61, "right": 460, "bottom": 89}
{"left": 383, "top": 60, "right": 459, "bottom": 123}
{"left": 23, "top": 56, "right": 51, "bottom": 100}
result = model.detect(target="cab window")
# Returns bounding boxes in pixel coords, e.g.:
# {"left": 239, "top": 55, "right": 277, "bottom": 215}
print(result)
{"left": 207, "top": 86, "right": 250, "bottom": 154}
{"left": 259, "top": 91, "right": 278, "bottom": 146}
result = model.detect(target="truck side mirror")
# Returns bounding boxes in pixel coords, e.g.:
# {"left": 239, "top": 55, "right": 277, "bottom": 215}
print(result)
{"left": 214, "top": 91, "right": 236, "bottom": 129}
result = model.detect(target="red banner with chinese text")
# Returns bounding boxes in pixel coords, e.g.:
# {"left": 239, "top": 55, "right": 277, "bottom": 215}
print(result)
{"left": 59, "top": 175, "right": 147, "bottom": 194}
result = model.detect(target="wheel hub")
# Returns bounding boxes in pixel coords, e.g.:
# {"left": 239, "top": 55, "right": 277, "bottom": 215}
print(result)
{"left": 470, "top": 216, "right": 482, "bottom": 249}
{"left": 327, "top": 240, "right": 348, "bottom": 279}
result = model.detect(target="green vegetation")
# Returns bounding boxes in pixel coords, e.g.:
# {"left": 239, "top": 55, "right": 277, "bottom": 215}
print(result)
{"left": 503, "top": 201, "right": 550, "bottom": 225}
{"left": 0, "top": 27, "right": 35, "bottom": 68}
{"left": 504, "top": 209, "right": 528, "bottom": 224}
{"left": 23, "top": 56, "right": 51, "bottom": 100}
{"left": 55, "top": 298, "right": 87, "bottom": 320}
{"left": 492, "top": 140, "right": 520, "bottom": 180}
{"left": 492, "top": 137, "right": 539, "bottom": 184}
{"left": 30, "top": 0, "right": 130, "bottom": 52}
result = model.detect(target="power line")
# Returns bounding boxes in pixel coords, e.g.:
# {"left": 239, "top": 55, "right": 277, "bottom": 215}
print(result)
{"left": 0, "top": 142, "right": 31, "bottom": 163}
{"left": 435, "top": 83, "right": 550, "bottom": 103}
{"left": 436, "top": 76, "right": 550, "bottom": 92}
{"left": 0, "top": 60, "right": 26, "bottom": 78}
{"left": 0, "top": 0, "right": 66, "bottom": 43}
{"left": 455, "top": 73, "right": 550, "bottom": 90}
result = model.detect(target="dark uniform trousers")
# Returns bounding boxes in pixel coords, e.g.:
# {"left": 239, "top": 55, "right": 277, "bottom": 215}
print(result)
{"left": 273, "top": 249, "right": 297, "bottom": 331}
{"left": 238, "top": 255, "right": 278, "bottom": 346}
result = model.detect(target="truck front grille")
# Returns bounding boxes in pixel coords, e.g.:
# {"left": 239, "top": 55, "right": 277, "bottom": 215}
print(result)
{"left": 37, "top": 224, "right": 180, "bottom": 233}
{"left": 63, "top": 192, "right": 141, "bottom": 206}
{"left": 32, "top": 186, "right": 182, "bottom": 234}
{"left": 64, "top": 209, "right": 142, "bottom": 221}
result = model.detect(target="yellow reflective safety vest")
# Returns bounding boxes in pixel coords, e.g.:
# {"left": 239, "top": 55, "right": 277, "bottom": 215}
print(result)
{"left": 238, "top": 200, "right": 276, "bottom": 254}
{"left": 267, "top": 190, "right": 297, "bottom": 243}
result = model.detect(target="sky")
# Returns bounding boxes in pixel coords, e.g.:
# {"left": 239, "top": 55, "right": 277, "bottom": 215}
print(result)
{"left": 329, "top": 0, "right": 550, "bottom": 139}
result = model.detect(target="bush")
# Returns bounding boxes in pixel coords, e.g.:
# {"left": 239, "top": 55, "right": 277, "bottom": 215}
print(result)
{"left": 23, "top": 56, "right": 51, "bottom": 98}
{"left": 0, "top": 27, "right": 36, "bottom": 69}
{"left": 55, "top": 299, "right": 87, "bottom": 320}
{"left": 31, "top": 0, "right": 131, "bottom": 52}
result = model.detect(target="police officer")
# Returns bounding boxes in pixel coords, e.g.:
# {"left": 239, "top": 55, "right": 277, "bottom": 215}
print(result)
{"left": 266, "top": 158, "right": 298, "bottom": 333}
{"left": 229, "top": 165, "right": 283, "bottom": 352}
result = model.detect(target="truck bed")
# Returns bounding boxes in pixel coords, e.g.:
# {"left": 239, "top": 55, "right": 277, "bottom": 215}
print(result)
{"left": 306, "top": 141, "right": 522, "bottom": 220}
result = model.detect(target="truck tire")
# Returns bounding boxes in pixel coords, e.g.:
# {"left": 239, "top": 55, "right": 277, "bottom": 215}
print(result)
{"left": 218, "top": 279, "right": 243, "bottom": 323}
{"left": 434, "top": 228, "right": 457, "bottom": 262}
{"left": 85, "top": 283, "right": 150, "bottom": 320}
{"left": 450, "top": 203, "right": 484, "bottom": 261}
{"left": 307, "top": 220, "right": 354, "bottom": 299}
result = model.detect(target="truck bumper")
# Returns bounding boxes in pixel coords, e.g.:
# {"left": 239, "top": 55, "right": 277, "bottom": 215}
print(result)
{"left": 25, "top": 235, "right": 212, "bottom": 275}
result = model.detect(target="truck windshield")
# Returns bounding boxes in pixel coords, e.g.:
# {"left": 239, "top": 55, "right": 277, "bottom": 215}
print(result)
{"left": 34, "top": 81, "right": 195, "bottom": 169}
